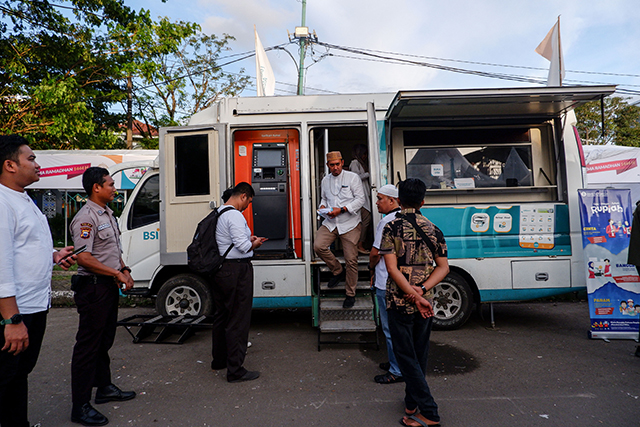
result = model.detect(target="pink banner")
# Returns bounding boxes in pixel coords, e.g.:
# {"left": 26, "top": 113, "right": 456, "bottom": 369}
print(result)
{"left": 586, "top": 158, "right": 637, "bottom": 175}
{"left": 39, "top": 163, "right": 91, "bottom": 179}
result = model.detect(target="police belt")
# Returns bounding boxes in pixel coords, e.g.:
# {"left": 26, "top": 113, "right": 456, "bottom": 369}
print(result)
{"left": 73, "top": 274, "right": 117, "bottom": 285}
{"left": 223, "top": 258, "right": 252, "bottom": 264}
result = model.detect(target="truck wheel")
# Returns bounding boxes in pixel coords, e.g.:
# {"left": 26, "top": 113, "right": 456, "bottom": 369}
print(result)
{"left": 156, "top": 274, "right": 213, "bottom": 316}
{"left": 432, "top": 272, "right": 474, "bottom": 330}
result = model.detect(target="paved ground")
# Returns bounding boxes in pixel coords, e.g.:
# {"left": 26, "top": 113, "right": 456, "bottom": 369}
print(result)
{"left": 28, "top": 302, "right": 639, "bottom": 427}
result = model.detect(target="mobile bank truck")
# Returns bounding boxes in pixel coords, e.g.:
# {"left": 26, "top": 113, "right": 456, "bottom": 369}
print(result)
{"left": 116, "top": 85, "right": 616, "bottom": 337}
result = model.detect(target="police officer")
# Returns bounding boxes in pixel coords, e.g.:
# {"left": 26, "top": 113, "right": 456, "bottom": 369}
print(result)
{"left": 69, "top": 167, "right": 135, "bottom": 426}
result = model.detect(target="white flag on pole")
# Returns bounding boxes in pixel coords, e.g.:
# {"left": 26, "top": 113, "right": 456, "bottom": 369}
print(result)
{"left": 535, "top": 17, "right": 565, "bottom": 86}
{"left": 255, "top": 26, "right": 275, "bottom": 96}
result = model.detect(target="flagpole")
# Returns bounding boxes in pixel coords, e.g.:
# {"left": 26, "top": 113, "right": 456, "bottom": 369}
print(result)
{"left": 297, "top": 0, "right": 307, "bottom": 96}
{"left": 557, "top": 16, "right": 562, "bottom": 86}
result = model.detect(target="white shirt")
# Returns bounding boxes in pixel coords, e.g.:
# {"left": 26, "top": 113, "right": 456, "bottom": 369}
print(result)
{"left": 373, "top": 208, "right": 401, "bottom": 290}
{"left": 319, "top": 170, "right": 365, "bottom": 235}
{"left": 216, "top": 207, "right": 253, "bottom": 259}
{"left": 349, "top": 159, "right": 371, "bottom": 212}
{"left": 0, "top": 183, "right": 53, "bottom": 313}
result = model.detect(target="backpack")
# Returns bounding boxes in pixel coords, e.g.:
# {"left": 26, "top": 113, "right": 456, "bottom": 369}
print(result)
{"left": 187, "top": 206, "right": 234, "bottom": 274}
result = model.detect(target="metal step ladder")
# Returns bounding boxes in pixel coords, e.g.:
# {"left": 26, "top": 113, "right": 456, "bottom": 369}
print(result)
{"left": 117, "top": 314, "right": 213, "bottom": 344}
{"left": 316, "top": 262, "right": 380, "bottom": 351}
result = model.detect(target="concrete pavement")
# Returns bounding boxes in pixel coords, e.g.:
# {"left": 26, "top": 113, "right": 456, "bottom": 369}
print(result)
{"left": 27, "top": 302, "right": 639, "bottom": 427}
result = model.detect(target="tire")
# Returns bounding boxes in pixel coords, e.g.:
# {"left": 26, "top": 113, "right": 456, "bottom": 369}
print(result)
{"left": 431, "top": 271, "right": 474, "bottom": 330}
{"left": 155, "top": 273, "right": 213, "bottom": 316}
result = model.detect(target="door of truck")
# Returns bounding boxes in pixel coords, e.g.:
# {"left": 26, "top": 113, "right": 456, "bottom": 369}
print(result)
{"left": 160, "top": 126, "right": 225, "bottom": 265}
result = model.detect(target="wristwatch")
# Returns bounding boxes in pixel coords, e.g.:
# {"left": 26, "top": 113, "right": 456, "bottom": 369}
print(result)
{"left": 420, "top": 285, "right": 427, "bottom": 295}
{"left": 120, "top": 266, "right": 132, "bottom": 274}
{"left": 340, "top": 207, "right": 346, "bottom": 214}
{"left": 1, "top": 313, "right": 23, "bottom": 326}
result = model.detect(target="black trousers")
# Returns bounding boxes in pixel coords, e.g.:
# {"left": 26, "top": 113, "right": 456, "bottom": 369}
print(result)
{"left": 0, "top": 310, "right": 47, "bottom": 427}
{"left": 210, "top": 260, "right": 254, "bottom": 381}
{"left": 388, "top": 309, "right": 440, "bottom": 422}
{"left": 71, "top": 276, "right": 119, "bottom": 405}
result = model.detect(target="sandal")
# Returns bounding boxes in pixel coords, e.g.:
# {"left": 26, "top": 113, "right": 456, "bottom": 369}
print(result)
{"left": 405, "top": 407, "right": 418, "bottom": 416}
{"left": 399, "top": 415, "right": 441, "bottom": 427}
{"left": 374, "top": 372, "right": 404, "bottom": 384}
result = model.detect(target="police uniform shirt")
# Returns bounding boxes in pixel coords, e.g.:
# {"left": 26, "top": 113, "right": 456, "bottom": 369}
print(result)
{"left": 0, "top": 183, "right": 54, "bottom": 313}
{"left": 70, "top": 199, "right": 122, "bottom": 275}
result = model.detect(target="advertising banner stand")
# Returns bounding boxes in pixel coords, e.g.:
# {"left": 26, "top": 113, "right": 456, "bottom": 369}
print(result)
{"left": 578, "top": 189, "right": 640, "bottom": 340}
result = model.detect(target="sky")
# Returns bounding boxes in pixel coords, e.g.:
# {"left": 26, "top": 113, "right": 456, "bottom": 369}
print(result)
{"left": 129, "top": 0, "right": 640, "bottom": 101}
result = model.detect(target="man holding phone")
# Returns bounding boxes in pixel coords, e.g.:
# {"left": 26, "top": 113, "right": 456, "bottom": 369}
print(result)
{"left": 69, "top": 167, "right": 135, "bottom": 426}
{"left": 0, "top": 134, "right": 76, "bottom": 427}
{"left": 210, "top": 182, "right": 266, "bottom": 383}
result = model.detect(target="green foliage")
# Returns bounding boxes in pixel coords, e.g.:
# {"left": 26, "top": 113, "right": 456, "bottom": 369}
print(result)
{"left": 120, "top": 17, "right": 250, "bottom": 128}
{"left": 575, "top": 97, "right": 640, "bottom": 147}
{"left": 0, "top": 0, "right": 149, "bottom": 147}
{"left": 1, "top": 1, "right": 249, "bottom": 148}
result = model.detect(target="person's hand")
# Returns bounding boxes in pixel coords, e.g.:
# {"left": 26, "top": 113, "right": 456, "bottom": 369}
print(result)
{"left": 326, "top": 207, "right": 341, "bottom": 218}
{"left": 2, "top": 323, "right": 29, "bottom": 355}
{"left": 121, "top": 269, "right": 134, "bottom": 291}
{"left": 54, "top": 246, "right": 77, "bottom": 270}
{"left": 251, "top": 236, "right": 268, "bottom": 249}
{"left": 404, "top": 293, "right": 417, "bottom": 304}
{"left": 416, "top": 298, "right": 434, "bottom": 319}
{"left": 115, "top": 270, "right": 134, "bottom": 291}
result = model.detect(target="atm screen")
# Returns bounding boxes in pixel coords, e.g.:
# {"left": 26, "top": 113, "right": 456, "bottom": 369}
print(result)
{"left": 255, "top": 149, "right": 284, "bottom": 167}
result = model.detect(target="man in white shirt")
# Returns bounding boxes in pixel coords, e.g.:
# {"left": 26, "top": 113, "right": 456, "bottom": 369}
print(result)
{"left": 369, "top": 184, "right": 404, "bottom": 384}
{"left": 211, "top": 182, "right": 266, "bottom": 383}
{"left": 0, "top": 135, "right": 76, "bottom": 427}
{"left": 314, "top": 151, "right": 365, "bottom": 308}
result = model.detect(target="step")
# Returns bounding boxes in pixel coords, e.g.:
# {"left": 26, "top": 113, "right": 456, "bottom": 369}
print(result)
{"left": 319, "top": 319, "right": 377, "bottom": 333}
{"left": 318, "top": 297, "right": 376, "bottom": 331}
{"left": 319, "top": 280, "right": 372, "bottom": 291}
{"left": 320, "top": 297, "right": 374, "bottom": 310}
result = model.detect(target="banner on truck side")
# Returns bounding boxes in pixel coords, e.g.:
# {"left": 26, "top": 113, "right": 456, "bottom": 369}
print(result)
{"left": 578, "top": 188, "right": 640, "bottom": 340}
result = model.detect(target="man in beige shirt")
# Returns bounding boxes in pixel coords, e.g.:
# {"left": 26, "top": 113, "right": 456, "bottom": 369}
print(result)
{"left": 69, "top": 167, "right": 135, "bottom": 426}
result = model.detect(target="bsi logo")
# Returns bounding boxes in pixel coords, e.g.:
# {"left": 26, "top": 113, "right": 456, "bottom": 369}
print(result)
{"left": 143, "top": 230, "right": 159, "bottom": 240}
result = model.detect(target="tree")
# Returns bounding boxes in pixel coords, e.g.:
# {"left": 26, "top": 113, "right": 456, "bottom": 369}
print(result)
{"left": 575, "top": 96, "right": 640, "bottom": 147}
{"left": 0, "top": 0, "right": 153, "bottom": 149}
{"left": 116, "top": 17, "right": 249, "bottom": 132}
{"left": 1, "top": 1, "right": 250, "bottom": 150}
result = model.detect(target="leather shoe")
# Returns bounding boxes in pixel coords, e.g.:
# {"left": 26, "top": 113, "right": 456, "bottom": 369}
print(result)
{"left": 95, "top": 384, "right": 136, "bottom": 404}
{"left": 343, "top": 296, "right": 356, "bottom": 308}
{"left": 327, "top": 267, "right": 346, "bottom": 288}
{"left": 228, "top": 370, "right": 260, "bottom": 383}
{"left": 71, "top": 403, "right": 108, "bottom": 426}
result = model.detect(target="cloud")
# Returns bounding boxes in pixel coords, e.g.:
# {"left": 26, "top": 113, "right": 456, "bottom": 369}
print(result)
{"left": 133, "top": 0, "right": 640, "bottom": 95}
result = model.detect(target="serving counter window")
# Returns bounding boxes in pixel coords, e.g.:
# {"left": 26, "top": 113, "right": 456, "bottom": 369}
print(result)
{"left": 394, "top": 126, "right": 557, "bottom": 204}
{"left": 407, "top": 145, "right": 533, "bottom": 190}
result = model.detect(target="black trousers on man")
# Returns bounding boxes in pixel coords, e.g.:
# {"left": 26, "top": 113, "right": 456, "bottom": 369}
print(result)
{"left": 0, "top": 311, "right": 47, "bottom": 427}
{"left": 71, "top": 276, "right": 119, "bottom": 405}
{"left": 388, "top": 310, "right": 440, "bottom": 423}
{"left": 210, "top": 259, "right": 254, "bottom": 381}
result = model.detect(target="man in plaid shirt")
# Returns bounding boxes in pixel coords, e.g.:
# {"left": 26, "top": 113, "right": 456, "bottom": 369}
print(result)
{"left": 379, "top": 178, "right": 449, "bottom": 427}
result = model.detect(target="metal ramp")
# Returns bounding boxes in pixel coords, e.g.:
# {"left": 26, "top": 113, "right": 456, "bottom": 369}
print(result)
{"left": 315, "top": 260, "right": 380, "bottom": 351}
{"left": 117, "top": 314, "right": 213, "bottom": 344}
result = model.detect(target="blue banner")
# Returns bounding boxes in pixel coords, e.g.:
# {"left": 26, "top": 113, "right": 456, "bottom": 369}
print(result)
{"left": 578, "top": 189, "right": 640, "bottom": 339}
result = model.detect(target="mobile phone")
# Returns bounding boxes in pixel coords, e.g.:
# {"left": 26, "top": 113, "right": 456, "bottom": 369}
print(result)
{"left": 57, "top": 245, "right": 87, "bottom": 265}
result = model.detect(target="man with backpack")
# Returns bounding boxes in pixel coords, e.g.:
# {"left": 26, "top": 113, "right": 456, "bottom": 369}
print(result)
{"left": 209, "top": 182, "right": 266, "bottom": 383}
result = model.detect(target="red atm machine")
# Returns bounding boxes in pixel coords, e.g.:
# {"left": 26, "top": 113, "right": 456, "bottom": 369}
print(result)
{"left": 233, "top": 129, "right": 302, "bottom": 258}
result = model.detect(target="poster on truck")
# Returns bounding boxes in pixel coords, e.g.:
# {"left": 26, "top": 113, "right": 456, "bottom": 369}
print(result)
{"left": 578, "top": 188, "right": 640, "bottom": 339}
{"left": 29, "top": 150, "right": 158, "bottom": 190}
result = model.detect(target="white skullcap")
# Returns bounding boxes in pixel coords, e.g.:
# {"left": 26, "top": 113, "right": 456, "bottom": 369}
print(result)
{"left": 378, "top": 184, "right": 398, "bottom": 198}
